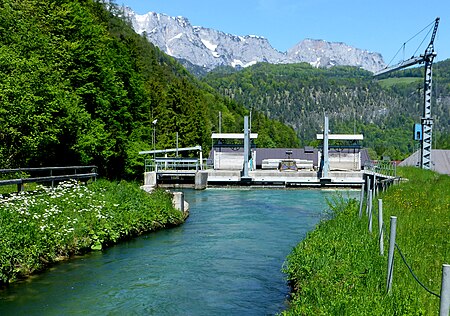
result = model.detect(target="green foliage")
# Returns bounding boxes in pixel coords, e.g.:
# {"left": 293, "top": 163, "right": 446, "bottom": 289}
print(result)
{"left": 0, "top": 179, "right": 184, "bottom": 285}
{"left": 283, "top": 168, "right": 449, "bottom": 314}
{"left": 0, "top": 0, "right": 297, "bottom": 178}
{"left": 203, "top": 60, "right": 450, "bottom": 160}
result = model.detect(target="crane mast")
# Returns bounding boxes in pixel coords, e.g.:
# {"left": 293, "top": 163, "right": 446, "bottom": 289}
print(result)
{"left": 374, "top": 17, "right": 439, "bottom": 169}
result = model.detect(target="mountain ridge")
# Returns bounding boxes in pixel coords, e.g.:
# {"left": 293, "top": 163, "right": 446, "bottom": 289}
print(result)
{"left": 124, "top": 8, "right": 386, "bottom": 73}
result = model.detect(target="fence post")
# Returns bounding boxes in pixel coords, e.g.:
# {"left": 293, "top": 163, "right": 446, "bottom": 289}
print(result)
{"left": 387, "top": 216, "right": 397, "bottom": 293}
{"left": 378, "top": 199, "right": 384, "bottom": 255}
{"left": 368, "top": 189, "right": 373, "bottom": 233}
{"left": 440, "top": 264, "right": 450, "bottom": 316}
{"left": 373, "top": 173, "right": 377, "bottom": 196}
{"left": 359, "top": 183, "right": 365, "bottom": 218}
{"left": 366, "top": 178, "right": 371, "bottom": 215}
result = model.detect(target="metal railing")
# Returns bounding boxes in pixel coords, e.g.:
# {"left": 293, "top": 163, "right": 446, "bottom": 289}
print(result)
{"left": 144, "top": 159, "right": 213, "bottom": 173}
{"left": 364, "top": 160, "right": 397, "bottom": 177}
{"left": 0, "top": 166, "right": 97, "bottom": 192}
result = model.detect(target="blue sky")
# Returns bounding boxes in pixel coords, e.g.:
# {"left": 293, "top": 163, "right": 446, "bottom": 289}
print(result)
{"left": 118, "top": 0, "right": 449, "bottom": 64}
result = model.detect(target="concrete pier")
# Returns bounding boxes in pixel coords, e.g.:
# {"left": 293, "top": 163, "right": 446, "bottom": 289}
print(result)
{"left": 195, "top": 171, "right": 208, "bottom": 190}
{"left": 141, "top": 171, "right": 157, "bottom": 192}
{"left": 172, "top": 192, "right": 184, "bottom": 212}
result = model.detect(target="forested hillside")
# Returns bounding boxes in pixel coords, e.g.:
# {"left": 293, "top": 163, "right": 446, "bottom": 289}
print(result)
{"left": 203, "top": 61, "right": 450, "bottom": 159}
{"left": 0, "top": 0, "right": 298, "bottom": 178}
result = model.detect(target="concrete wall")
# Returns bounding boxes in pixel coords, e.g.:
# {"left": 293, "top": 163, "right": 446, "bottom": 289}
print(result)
{"left": 214, "top": 152, "right": 243, "bottom": 170}
{"left": 329, "top": 152, "right": 361, "bottom": 171}
{"left": 213, "top": 150, "right": 256, "bottom": 170}
{"left": 261, "top": 159, "right": 313, "bottom": 170}
{"left": 318, "top": 151, "right": 361, "bottom": 171}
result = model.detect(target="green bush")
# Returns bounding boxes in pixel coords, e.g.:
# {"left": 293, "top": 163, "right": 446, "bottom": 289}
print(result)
{"left": 0, "top": 179, "right": 184, "bottom": 285}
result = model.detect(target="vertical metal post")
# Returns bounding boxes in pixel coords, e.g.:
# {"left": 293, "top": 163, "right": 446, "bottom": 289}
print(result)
{"left": 366, "top": 178, "right": 371, "bottom": 215}
{"left": 219, "top": 111, "right": 222, "bottom": 134}
{"left": 387, "top": 216, "right": 397, "bottom": 293}
{"left": 176, "top": 132, "right": 179, "bottom": 158}
{"left": 440, "top": 264, "right": 450, "bottom": 316}
{"left": 373, "top": 173, "right": 377, "bottom": 196}
{"left": 153, "top": 127, "right": 156, "bottom": 160}
{"left": 358, "top": 183, "right": 365, "bottom": 218}
{"left": 368, "top": 189, "right": 373, "bottom": 233}
{"left": 378, "top": 199, "right": 384, "bottom": 255}
{"left": 152, "top": 119, "right": 157, "bottom": 160}
{"left": 322, "top": 115, "right": 329, "bottom": 178}
{"left": 243, "top": 116, "right": 250, "bottom": 178}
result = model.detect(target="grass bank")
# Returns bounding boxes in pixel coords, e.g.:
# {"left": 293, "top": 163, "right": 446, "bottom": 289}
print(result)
{"left": 282, "top": 167, "right": 449, "bottom": 315}
{"left": 0, "top": 179, "right": 185, "bottom": 286}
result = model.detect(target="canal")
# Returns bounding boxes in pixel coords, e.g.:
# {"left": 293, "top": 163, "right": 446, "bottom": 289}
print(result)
{"left": 0, "top": 188, "right": 357, "bottom": 315}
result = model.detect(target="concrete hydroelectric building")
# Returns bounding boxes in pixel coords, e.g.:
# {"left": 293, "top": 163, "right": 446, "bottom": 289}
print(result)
{"left": 139, "top": 115, "right": 386, "bottom": 189}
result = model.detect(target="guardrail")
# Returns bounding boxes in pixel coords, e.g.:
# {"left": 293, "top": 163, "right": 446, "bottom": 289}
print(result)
{"left": 364, "top": 160, "right": 397, "bottom": 177}
{"left": 0, "top": 166, "right": 98, "bottom": 192}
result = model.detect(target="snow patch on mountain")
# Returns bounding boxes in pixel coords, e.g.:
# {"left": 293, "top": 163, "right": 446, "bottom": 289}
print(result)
{"left": 124, "top": 8, "right": 386, "bottom": 73}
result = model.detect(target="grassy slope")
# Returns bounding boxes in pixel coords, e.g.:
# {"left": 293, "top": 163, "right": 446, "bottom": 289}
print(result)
{"left": 378, "top": 77, "right": 422, "bottom": 89}
{"left": 283, "top": 167, "right": 450, "bottom": 315}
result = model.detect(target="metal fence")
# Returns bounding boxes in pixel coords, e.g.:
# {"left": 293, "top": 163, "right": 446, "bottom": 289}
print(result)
{"left": 359, "top": 179, "right": 449, "bottom": 315}
{"left": 364, "top": 160, "right": 397, "bottom": 177}
{"left": 144, "top": 159, "right": 213, "bottom": 173}
{"left": 0, "top": 166, "right": 97, "bottom": 192}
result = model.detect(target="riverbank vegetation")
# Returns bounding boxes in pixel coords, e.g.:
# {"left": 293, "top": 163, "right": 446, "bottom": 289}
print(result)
{"left": 282, "top": 167, "right": 449, "bottom": 314}
{"left": 0, "top": 0, "right": 298, "bottom": 179}
{"left": 0, "top": 180, "right": 185, "bottom": 286}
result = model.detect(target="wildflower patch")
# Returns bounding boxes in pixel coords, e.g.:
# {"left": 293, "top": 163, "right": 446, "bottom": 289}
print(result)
{"left": 0, "top": 180, "right": 184, "bottom": 285}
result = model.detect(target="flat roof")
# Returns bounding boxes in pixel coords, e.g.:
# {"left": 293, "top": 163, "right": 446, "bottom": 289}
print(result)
{"left": 316, "top": 134, "right": 364, "bottom": 140}
{"left": 212, "top": 133, "right": 258, "bottom": 139}
{"left": 139, "top": 146, "right": 202, "bottom": 155}
{"left": 155, "top": 158, "right": 198, "bottom": 162}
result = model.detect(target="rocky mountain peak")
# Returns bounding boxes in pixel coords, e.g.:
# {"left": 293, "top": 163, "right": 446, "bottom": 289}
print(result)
{"left": 125, "top": 8, "right": 386, "bottom": 73}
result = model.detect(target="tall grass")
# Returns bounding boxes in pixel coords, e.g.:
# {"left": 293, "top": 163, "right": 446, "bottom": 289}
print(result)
{"left": 282, "top": 167, "right": 449, "bottom": 315}
{"left": 0, "top": 180, "right": 185, "bottom": 286}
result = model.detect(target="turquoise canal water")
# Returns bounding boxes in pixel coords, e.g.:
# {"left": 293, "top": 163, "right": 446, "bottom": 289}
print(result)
{"left": 0, "top": 188, "right": 357, "bottom": 315}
